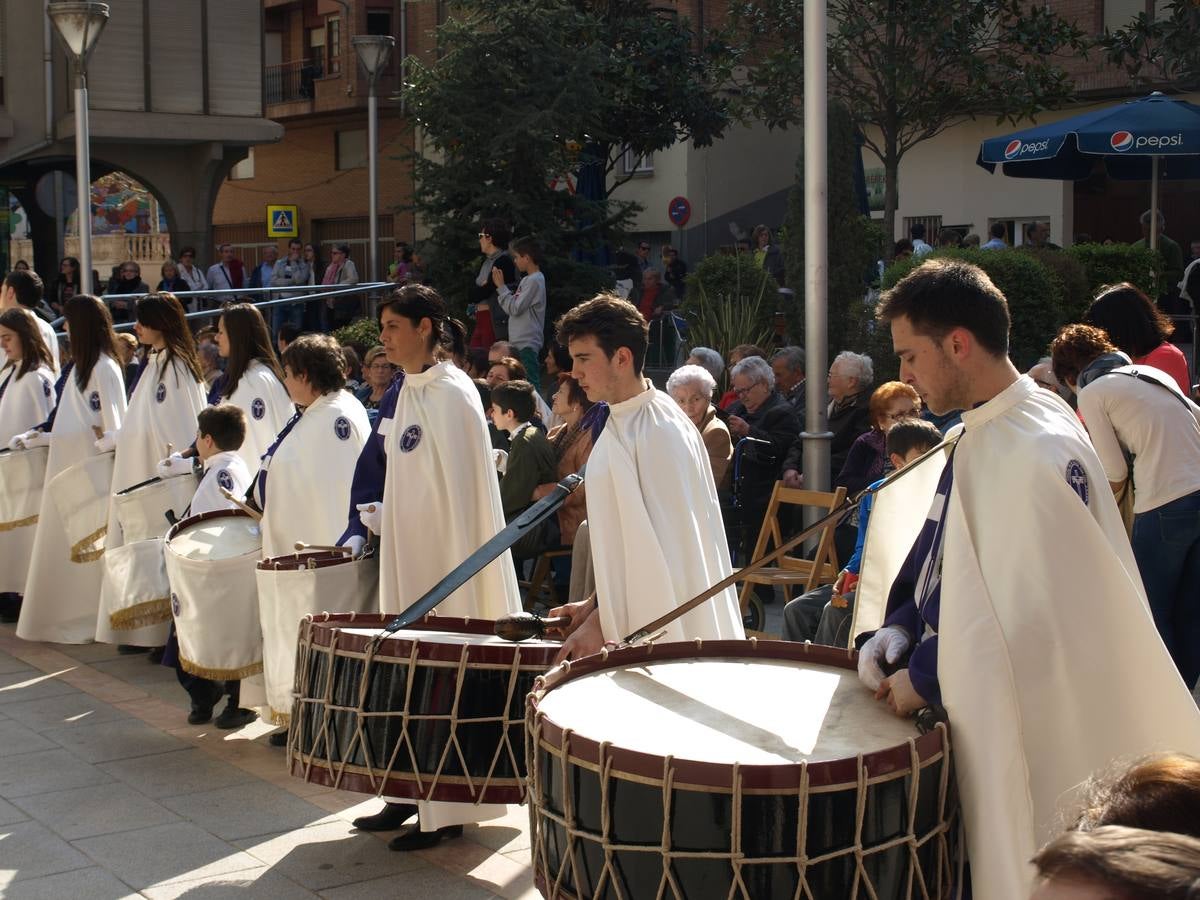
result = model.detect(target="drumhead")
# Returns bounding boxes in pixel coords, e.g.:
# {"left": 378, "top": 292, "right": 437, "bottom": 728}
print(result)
{"left": 337, "top": 626, "right": 560, "bottom": 649}
{"left": 167, "top": 513, "right": 262, "bottom": 561}
{"left": 536, "top": 657, "right": 919, "bottom": 766}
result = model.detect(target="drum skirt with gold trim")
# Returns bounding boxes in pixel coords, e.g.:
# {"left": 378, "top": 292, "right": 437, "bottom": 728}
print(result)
{"left": 0, "top": 446, "right": 48, "bottom": 594}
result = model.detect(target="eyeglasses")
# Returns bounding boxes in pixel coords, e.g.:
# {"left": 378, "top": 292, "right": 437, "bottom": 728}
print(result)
{"left": 478, "top": 232, "right": 490, "bottom": 239}
{"left": 121, "top": 268, "right": 138, "bottom": 275}
{"left": 367, "top": 362, "right": 392, "bottom": 371}
{"left": 638, "top": 245, "right": 650, "bottom": 251}
{"left": 732, "top": 382, "right": 760, "bottom": 397}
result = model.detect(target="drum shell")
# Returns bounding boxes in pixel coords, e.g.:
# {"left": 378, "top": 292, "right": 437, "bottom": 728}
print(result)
{"left": 165, "top": 510, "right": 264, "bottom": 680}
{"left": 114, "top": 475, "right": 197, "bottom": 543}
{"left": 527, "top": 640, "right": 959, "bottom": 900}
{"left": 0, "top": 446, "right": 48, "bottom": 525}
{"left": 48, "top": 451, "right": 115, "bottom": 562}
{"left": 289, "top": 613, "right": 560, "bottom": 806}
{"left": 255, "top": 553, "right": 379, "bottom": 726}
{"left": 105, "top": 538, "right": 172, "bottom": 630}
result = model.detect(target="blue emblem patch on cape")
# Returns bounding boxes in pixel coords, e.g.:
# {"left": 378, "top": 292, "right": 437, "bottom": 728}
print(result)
{"left": 89, "top": 391, "right": 101, "bottom": 411}
{"left": 217, "top": 469, "right": 234, "bottom": 491}
{"left": 1066, "top": 460, "right": 1089, "bottom": 505}
{"left": 171, "top": 593, "right": 181, "bottom": 617}
{"left": 155, "top": 382, "right": 167, "bottom": 403}
{"left": 43, "top": 379, "right": 52, "bottom": 398}
{"left": 334, "top": 416, "right": 352, "bottom": 441}
{"left": 400, "top": 424, "right": 422, "bottom": 453}
{"left": 251, "top": 397, "right": 266, "bottom": 420}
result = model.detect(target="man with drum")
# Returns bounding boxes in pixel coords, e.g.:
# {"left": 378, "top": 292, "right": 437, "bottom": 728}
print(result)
{"left": 549, "top": 294, "right": 744, "bottom": 660}
{"left": 855, "top": 258, "right": 1200, "bottom": 898}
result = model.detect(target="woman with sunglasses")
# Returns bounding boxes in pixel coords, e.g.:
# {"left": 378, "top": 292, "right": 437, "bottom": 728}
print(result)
{"left": 104, "top": 261, "right": 149, "bottom": 325}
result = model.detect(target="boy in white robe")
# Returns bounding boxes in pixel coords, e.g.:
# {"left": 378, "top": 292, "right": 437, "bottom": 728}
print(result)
{"left": 856, "top": 259, "right": 1200, "bottom": 899}
{"left": 549, "top": 294, "right": 744, "bottom": 661}
{"left": 159, "top": 403, "right": 256, "bottom": 727}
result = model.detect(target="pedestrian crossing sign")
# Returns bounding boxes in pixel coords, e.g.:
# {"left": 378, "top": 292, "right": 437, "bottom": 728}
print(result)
{"left": 266, "top": 205, "right": 299, "bottom": 238}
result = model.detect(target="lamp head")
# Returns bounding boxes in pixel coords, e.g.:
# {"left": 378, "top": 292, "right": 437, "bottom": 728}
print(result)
{"left": 48, "top": 1, "right": 110, "bottom": 63}
{"left": 352, "top": 34, "right": 395, "bottom": 79}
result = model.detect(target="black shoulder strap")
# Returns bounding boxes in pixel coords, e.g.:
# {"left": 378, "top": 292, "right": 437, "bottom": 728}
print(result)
{"left": 1108, "top": 368, "right": 1195, "bottom": 413}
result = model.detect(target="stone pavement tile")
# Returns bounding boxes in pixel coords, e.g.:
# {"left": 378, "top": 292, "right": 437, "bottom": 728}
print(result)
{"left": 1, "top": 691, "right": 133, "bottom": 733}
{"left": 41, "top": 717, "right": 187, "bottom": 763}
{"left": 79, "top": 679, "right": 152, "bottom": 705}
{"left": 0, "top": 719, "right": 58, "bottom": 758}
{"left": 302, "top": 792, "right": 384, "bottom": 820}
{"left": 72, "top": 821, "right": 264, "bottom": 891}
{"left": 55, "top": 642, "right": 127, "bottom": 664}
{"left": 114, "top": 696, "right": 192, "bottom": 730}
{"left": 234, "top": 819, "right": 426, "bottom": 891}
{"left": 0, "top": 653, "right": 34, "bottom": 675}
{"left": 0, "top": 819, "right": 93, "bottom": 884}
{"left": 0, "top": 668, "right": 80, "bottom": 705}
{"left": 140, "top": 869, "right": 319, "bottom": 899}
{"left": 0, "top": 748, "right": 114, "bottom": 799}
{"left": 462, "top": 804, "right": 532, "bottom": 855}
{"left": 159, "top": 780, "right": 334, "bottom": 842}
{"left": 90, "top": 656, "right": 180, "bottom": 684}
{"left": 12, "top": 781, "right": 182, "bottom": 840}
{"left": 415, "top": 834, "right": 536, "bottom": 900}
{"left": 317, "top": 867, "right": 498, "bottom": 900}
{"left": 0, "top": 866, "right": 140, "bottom": 900}
{"left": 98, "top": 748, "right": 259, "bottom": 800}
{"left": 135, "top": 680, "right": 195, "bottom": 712}
{"left": 0, "top": 795, "right": 30, "bottom": 825}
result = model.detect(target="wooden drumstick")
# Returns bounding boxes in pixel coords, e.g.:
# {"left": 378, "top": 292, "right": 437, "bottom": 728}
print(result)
{"left": 494, "top": 612, "right": 572, "bottom": 642}
{"left": 92, "top": 425, "right": 104, "bottom": 440}
{"left": 220, "top": 487, "right": 263, "bottom": 522}
{"left": 293, "top": 542, "right": 353, "bottom": 554}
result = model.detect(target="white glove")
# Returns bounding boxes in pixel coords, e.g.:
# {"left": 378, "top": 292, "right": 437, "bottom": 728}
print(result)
{"left": 94, "top": 430, "right": 117, "bottom": 453}
{"left": 493, "top": 448, "right": 509, "bottom": 475}
{"left": 9, "top": 429, "right": 48, "bottom": 450}
{"left": 356, "top": 501, "right": 383, "bottom": 535}
{"left": 156, "top": 452, "right": 192, "bottom": 479}
{"left": 857, "top": 626, "right": 912, "bottom": 692}
{"left": 341, "top": 535, "right": 367, "bottom": 558}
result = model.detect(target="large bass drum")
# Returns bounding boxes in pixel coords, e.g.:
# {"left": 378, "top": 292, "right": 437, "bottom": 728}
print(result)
{"left": 527, "top": 640, "right": 960, "bottom": 900}
{"left": 289, "top": 612, "right": 559, "bottom": 805}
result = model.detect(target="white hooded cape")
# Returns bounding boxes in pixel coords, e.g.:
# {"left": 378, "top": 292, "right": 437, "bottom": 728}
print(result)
{"left": 190, "top": 451, "right": 253, "bottom": 517}
{"left": 96, "top": 353, "right": 207, "bottom": 645}
{"left": 18, "top": 355, "right": 127, "bottom": 643}
{"left": 934, "top": 376, "right": 1200, "bottom": 897}
{"left": 221, "top": 360, "right": 294, "bottom": 474}
{"left": 0, "top": 364, "right": 56, "bottom": 593}
{"left": 586, "top": 384, "right": 744, "bottom": 643}
{"left": 380, "top": 361, "right": 521, "bottom": 832}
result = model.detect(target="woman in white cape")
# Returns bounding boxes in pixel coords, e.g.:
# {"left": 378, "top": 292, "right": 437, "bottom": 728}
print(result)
{"left": 15, "top": 295, "right": 127, "bottom": 643}
{"left": 0, "top": 308, "right": 58, "bottom": 607}
{"left": 95, "top": 293, "right": 207, "bottom": 650}
{"left": 369, "top": 284, "right": 522, "bottom": 851}
{"left": 209, "top": 303, "right": 292, "bottom": 472}
{"left": 255, "top": 333, "right": 369, "bottom": 730}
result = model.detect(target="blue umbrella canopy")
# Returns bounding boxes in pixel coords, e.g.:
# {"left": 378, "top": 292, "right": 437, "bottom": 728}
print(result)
{"left": 977, "top": 93, "right": 1200, "bottom": 181}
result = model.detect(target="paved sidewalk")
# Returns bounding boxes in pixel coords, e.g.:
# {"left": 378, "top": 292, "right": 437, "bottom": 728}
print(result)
{"left": 0, "top": 624, "right": 537, "bottom": 899}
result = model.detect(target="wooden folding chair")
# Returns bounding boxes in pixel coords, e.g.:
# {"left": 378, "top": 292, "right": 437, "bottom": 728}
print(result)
{"left": 736, "top": 482, "right": 847, "bottom": 616}
{"left": 519, "top": 547, "right": 572, "bottom": 611}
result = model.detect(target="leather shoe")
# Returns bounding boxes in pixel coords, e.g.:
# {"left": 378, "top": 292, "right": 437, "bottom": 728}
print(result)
{"left": 268, "top": 729, "right": 289, "bottom": 747}
{"left": 352, "top": 802, "right": 417, "bottom": 832}
{"left": 214, "top": 705, "right": 257, "bottom": 730}
{"left": 187, "top": 706, "right": 214, "bottom": 725}
{"left": 118, "top": 644, "right": 150, "bottom": 655}
{"left": 147, "top": 646, "right": 165, "bottom": 664}
{"left": 388, "top": 823, "right": 462, "bottom": 851}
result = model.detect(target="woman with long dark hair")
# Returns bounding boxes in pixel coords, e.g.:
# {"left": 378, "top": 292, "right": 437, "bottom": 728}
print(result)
{"left": 208, "top": 303, "right": 292, "bottom": 472}
{"left": 1084, "top": 283, "right": 1191, "bottom": 395}
{"left": 95, "top": 292, "right": 206, "bottom": 650}
{"left": 16, "top": 295, "right": 127, "bottom": 643}
{"left": 51, "top": 256, "right": 84, "bottom": 314}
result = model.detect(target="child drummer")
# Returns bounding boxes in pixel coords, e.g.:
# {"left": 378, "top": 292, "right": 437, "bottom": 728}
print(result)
{"left": 158, "top": 403, "right": 256, "bottom": 728}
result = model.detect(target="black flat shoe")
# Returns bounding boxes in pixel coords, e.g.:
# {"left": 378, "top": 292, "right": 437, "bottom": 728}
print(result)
{"left": 388, "top": 823, "right": 462, "bottom": 851}
{"left": 118, "top": 644, "right": 150, "bottom": 655}
{"left": 147, "top": 646, "right": 165, "bottom": 663}
{"left": 353, "top": 802, "right": 418, "bottom": 832}
{"left": 214, "top": 706, "right": 257, "bottom": 729}
{"left": 187, "top": 706, "right": 214, "bottom": 725}
{"left": 268, "top": 729, "right": 289, "bottom": 747}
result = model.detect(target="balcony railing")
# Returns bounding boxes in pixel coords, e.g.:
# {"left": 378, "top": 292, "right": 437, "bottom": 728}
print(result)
{"left": 265, "top": 58, "right": 324, "bottom": 105}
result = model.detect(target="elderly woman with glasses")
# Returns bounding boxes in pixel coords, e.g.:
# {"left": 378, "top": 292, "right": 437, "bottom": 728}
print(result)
{"left": 667, "top": 363, "right": 732, "bottom": 490}
{"left": 104, "top": 261, "right": 149, "bottom": 324}
{"left": 355, "top": 345, "right": 396, "bottom": 411}
{"left": 835, "top": 381, "right": 922, "bottom": 496}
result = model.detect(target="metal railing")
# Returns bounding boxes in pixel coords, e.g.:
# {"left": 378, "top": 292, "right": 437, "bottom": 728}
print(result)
{"left": 265, "top": 58, "right": 324, "bottom": 105}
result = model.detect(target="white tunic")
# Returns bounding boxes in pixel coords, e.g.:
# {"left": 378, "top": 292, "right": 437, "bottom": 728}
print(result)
{"left": 0, "top": 363, "right": 56, "bottom": 593}
{"left": 380, "top": 361, "right": 522, "bottom": 831}
{"left": 933, "top": 376, "right": 1200, "bottom": 898}
{"left": 96, "top": 353, "right": 207, "bottom": 646}
{"left": 18, "top": 355, "right": 127, "bottom": 643}
{"left": 218, "top": 360, "right": 294, "bottom": 474}
{"left": 190, "top": 450, "right": 252, "bottom": 517}
{"left": 586, "top": 384, "right": 744, "bottom": 644}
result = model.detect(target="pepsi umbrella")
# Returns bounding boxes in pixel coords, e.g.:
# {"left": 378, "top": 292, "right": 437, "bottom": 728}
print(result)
{"left": 977, "top": 92, "right": 1200, "bottom": 248}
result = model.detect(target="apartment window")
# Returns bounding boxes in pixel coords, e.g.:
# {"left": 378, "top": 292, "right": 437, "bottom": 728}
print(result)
{"left": 1103, "top": 0, "right": 1148, "bottom": 31}
{"left": 367, "top": 11, "right": 392, "bottom": 36}
{"left": 327, "top": 16, "right": 342, "bottom": 75}
{"left": 336, "top": 129, "right": 367, "bottom": 170}
{"left": 622, "top": 148, "right": 654, "bottom": 176}
{"left": 230, "top": 148, "right": 255, "bottom": 181}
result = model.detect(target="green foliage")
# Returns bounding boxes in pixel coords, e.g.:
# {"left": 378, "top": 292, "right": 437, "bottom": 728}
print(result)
{"left": 1100, "top": 0, "right": 1200, "bottom": 89}
{"left": 541, "top": 257, "right": 615, "bottom": 330}
{"left": 681, "top": 254, "right": 776, "bottom": 355}
{"left": 1066, "top": 243, "right": 1161, "bottom": 302}
{"left": 333, "top": 317, "right": 381, "bottom": 352}
{"left": 1023, "top": 248, "right": 1092, "bottom": 323}
{"left": 882, "top": 249, "right": 1068, "bottom": 370}
{"left": 783, "top": 103, "right": 884, "bottom": 353}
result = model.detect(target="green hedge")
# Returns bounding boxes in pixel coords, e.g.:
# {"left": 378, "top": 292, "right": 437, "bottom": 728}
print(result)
{"left": 1066, "top": 243, "right": 1161, "bottom": 300}
{"left": 682, "top": 252, "right": 776, "bottom": 343}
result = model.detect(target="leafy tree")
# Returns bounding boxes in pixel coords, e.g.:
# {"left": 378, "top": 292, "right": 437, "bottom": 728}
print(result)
{"left": 402, "top": 0, "right": 737, "bottom": 307}
{"left": 729, "top": 0, "right": 1089, "bottom": 256}
{"left": 1100, "top": 0, "right": 1200, "bottom": 89}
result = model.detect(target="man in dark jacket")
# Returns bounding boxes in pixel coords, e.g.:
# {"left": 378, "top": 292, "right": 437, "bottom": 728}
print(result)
{"left": 781, "top": 350, "right": 873, "bottom": 488}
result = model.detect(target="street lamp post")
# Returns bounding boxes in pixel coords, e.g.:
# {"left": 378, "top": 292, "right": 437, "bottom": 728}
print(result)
{"left": 352, "top": 34, "right": 395, "bottom": 291}
{"left": 47, "top": 1, "right": 109, "bottom": 294}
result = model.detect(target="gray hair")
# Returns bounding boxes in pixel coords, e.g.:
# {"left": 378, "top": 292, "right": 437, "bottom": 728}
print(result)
{"left": 771, "top": 346, "right": 805, "bottom": 373}
{"left": 198, "top": 342, "right": 221, "bottom": 365}
{"left": 1140, "top": 209, "right": 1166, "bottom": 227}
{"left": 666, "top": 364, "right": 716, "bottom": 398}
{"left": 731, "top": 355, "right": 775, "bottom": 390}
{"left": 687, "top": 347, "right": 724, "bottom": 382}
{"left": 833, "top": 350, "right": 873, "bottom": 386}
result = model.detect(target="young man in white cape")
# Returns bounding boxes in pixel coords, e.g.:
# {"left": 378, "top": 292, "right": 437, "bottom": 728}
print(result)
{"left": 855, "top": 259, "right": 1200, "bottom": 899}
{"left": 548, "top": 293, "right": 744, "bottom": 660}
{"left": 352, "top": 285, "right": 523, "bottom": 851}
